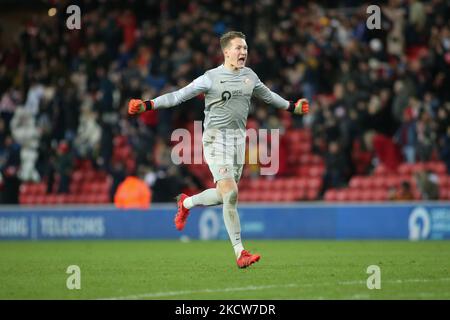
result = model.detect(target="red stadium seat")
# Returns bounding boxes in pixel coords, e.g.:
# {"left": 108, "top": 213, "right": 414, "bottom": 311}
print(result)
{"left": 359, "top": 177, "right": 373, "bottom": 189}
{"left": 297, "top": 143, "right": 311, "bottom": 153}
{"left": 311, "top": 155, "right": 323, "bottom": 165}
{"left": 90, "top": 182, "right": 102, "bottom": 193}
{"left": 360, "top": 190, "right": 373, "bottom": 201}
{"left": 280, "top": 191, "right": 294, "bottom": 201}
{"left": 35, "top": 195, "right": 46, "bottom": 205}
{"left": 44, "top": 195, "right": 56, "bottom": 204}
{"left": 287, "top": 154, "right": 299, "bottom": 165}
{"left": 413, "top": 189, "right": 422, "bottom": 200}
{"left": 113, "top": 135, "right": 127, "bottom": 147}
{"left": 353, "top": 189, "right": 366, "bottom": 201}
{"left": 336, "top": 190, "right": 349, "bottom": 202}
{"left": 19, "top": 183, "right": 31, "bottom": 195}
{"left": 398, "top": 163, "right": 413, "bottom": 175}
{"left": 385, "top": 176, "right": 399, "bottom": 188}
{"left": 308, "top": 164, "right": 325, "bottom": 178}
{"left": 411, "top": 162, "right": 427, "bottom": 173}
{"left": 78, "top": 159, "right": 93, "bottom": 171}
{"left": 427, "top": 161, "right": 447, "bottom": 174}
{"left": 32, "top": 183, "right": 46, "bottom": 195}
{"left": 94, "top": 171, "right": 107, "bottom": 182}
{"left": 19, "top": 195, "right": 31, "bottom": 205}
{"left": 238, "top": 191, "right": 249, "bottom": 202}
{"left": 238, "top": 178, "right": 248, "bottom": 189}
{"left": 65, "top": 195, "right": 77, "bottom": 204}
{"left": 347, "top": 189, "right": 360, "bottom": 201}
{"left": 71, "top": 195, "right": 84, "bottom": 204}
{"left": 246, "top": 179, "right": 259, "bottom": 190}
{"left": 373, "top": 189, "right": 387, "bottom": 201}
{"left": 86, "top": 194, "right": 98, "bottom": 204}
{"left": 324, "top": 189, "right": 337, "bottom": 201}
{"left": 294, "top": 188, "right": 306, "bottom": 200}
{"left": 305, "top": 189, "right": 319, "bottom": 200}
{"left": 256, "top": 179, "right": 273, "bottom": 190}
{"left": 100, "top": 182, "right": 111, "bottom": 193}
{"left": 252, "top": 191, "right": 263, "bottom": 202}
{"left": 299, "top": 154, "right": 315, "bottom": 165}
{"left": 275, "top": 191, "right": 286, "bottom": 201}
{"left": 284, "top": 129, "right": 312, "bottom": 143}
{"left": 437, "top": 175, "right": 448, "bottom": 188}
{"left": 69, "top": 183, "right": 81, "bottom": 194}
{"left": 296, "top": 166, "right": 308, "bottom": 177}
{"left": 283, "top": 178, "right": 296, "bottom": 190}
{"left": 82, "top": 171, "right": 96, "bottom": 182}
{"left": 349, "top": 176, "right": 363, "bottom": 189}
{"left": 374, "top": 164, "right": 389, "bottom": 176}
{"left": 307, "top": 178, "right": 322, "bottom": 190}
{"left": 439, "top": 187, "right": 450, "bottom": 200}
{"left": 281, "top": 115, "right": 293, "bottom": 131}
{"left": 247, "top": 191, "right": 260, "bottom": 201}
{"left": 97, "top": 193, "right": 110, "bottom": 203}
{"left": 372, "top": 176, "right": 386, "bottom": 189}
{"left": 247, "top": 191, "right": 259, "bottom": 202}
{"left": 271, "top": 179, "right": 285, "bottom": 190}
{"left": 293, "top": 178, "right": 307, "bottom": 189}
{"left": 71, "top": 170, "right": 83, "bottom": 183}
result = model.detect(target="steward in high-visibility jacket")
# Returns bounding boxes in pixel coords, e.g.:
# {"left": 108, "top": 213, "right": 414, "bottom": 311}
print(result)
{"left": 114, "top": 176, "right": 151, "bottom": 209}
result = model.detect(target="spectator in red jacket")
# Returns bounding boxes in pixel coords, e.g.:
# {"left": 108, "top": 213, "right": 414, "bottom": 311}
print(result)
{"left": 365, "top": 131, "right": 403, "bottom": 172}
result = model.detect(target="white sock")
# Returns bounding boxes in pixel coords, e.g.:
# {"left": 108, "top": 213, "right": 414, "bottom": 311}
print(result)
{"left": 183, "top": 188, "right": 222, "bottom": 209}
{"left": 234, "top": 243, "right": 244, "bottom": 259}
{"left": 222, "top": 190, "right": 244, "bottom": 258}
{"left": 183, "top": 197, "right": 194, "bottom": 209}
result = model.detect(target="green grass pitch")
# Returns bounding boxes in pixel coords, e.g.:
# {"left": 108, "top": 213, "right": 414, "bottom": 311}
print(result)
{"left": 0, "top": 240, "right": 449, "bottom": 299}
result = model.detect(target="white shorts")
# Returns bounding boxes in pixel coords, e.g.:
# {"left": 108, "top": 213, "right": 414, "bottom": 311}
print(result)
{"left": 203, "top": 140, "right": 246, "bottom": 183}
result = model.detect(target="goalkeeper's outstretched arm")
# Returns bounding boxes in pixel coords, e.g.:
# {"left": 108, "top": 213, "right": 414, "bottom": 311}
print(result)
{"left": 128, "top": 74, "right": 212, "bottom": 115}
{"left": 252, "top": 77, "right": 309, "bottom": 115}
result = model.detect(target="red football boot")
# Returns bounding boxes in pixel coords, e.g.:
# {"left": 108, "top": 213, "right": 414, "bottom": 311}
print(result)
{"left": 236, "top": 250, "right": 261, "bottom": 268}
{"left": 174, "top": 194, "right": 190, "bottom": 231}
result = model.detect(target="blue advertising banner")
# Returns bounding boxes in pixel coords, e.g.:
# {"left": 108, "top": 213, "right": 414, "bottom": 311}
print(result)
{"left": 0, "top": 203, "right": 450, "bottom": 240}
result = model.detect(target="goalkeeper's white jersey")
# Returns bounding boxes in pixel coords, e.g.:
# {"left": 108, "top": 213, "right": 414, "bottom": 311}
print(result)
{"left": 153, "top": 64, "right": 289, "bottom": 145}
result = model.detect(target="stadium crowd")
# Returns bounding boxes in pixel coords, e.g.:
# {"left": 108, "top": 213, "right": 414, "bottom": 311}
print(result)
{"left": 0, "top": 0, "right": 449, "bottom": 203}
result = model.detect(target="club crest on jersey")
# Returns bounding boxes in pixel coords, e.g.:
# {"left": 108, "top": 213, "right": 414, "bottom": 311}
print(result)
{"left": 244, "top": 78, "right": 251, "bottom": 85}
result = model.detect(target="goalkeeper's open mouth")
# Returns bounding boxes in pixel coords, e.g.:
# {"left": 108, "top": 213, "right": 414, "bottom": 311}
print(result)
{"left": 238, "top": 56, "right": 246, "bottom": 65}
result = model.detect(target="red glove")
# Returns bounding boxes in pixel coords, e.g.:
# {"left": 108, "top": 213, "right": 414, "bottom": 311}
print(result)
{"left": 128, "top": 99, "right": 153, "bottom": 115}
{"left": 292, "top": 98, "right": 309, "bottom": 115}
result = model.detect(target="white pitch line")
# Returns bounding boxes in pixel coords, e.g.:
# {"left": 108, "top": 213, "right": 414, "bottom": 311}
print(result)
{"left": 97, "top": 277, "right": 450, "bottom": 300}
{"left": 344, "top": 294, "right": 371, "bottom": 300}
{"left": 98, "top": 283, "right": 298, "bottom": 300}
{"left": 339, "top": 277, "right": 450, "bottom": 285}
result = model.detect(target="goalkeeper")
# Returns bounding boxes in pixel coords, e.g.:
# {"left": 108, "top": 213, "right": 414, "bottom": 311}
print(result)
{"left": 128, "top": 31, "right": 309, "bottom": 268}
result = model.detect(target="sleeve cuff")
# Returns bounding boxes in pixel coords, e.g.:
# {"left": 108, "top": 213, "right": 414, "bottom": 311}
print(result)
{"left": 287, "top": 101, "right": 295, "bottom": 113}
{"left": 144, "top": 100, "right": 154, "bottom": 111}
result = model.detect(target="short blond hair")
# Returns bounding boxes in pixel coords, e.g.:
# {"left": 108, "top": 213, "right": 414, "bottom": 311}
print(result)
{"left": 220, "top": 31, "right": 246, "bottom": 50}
